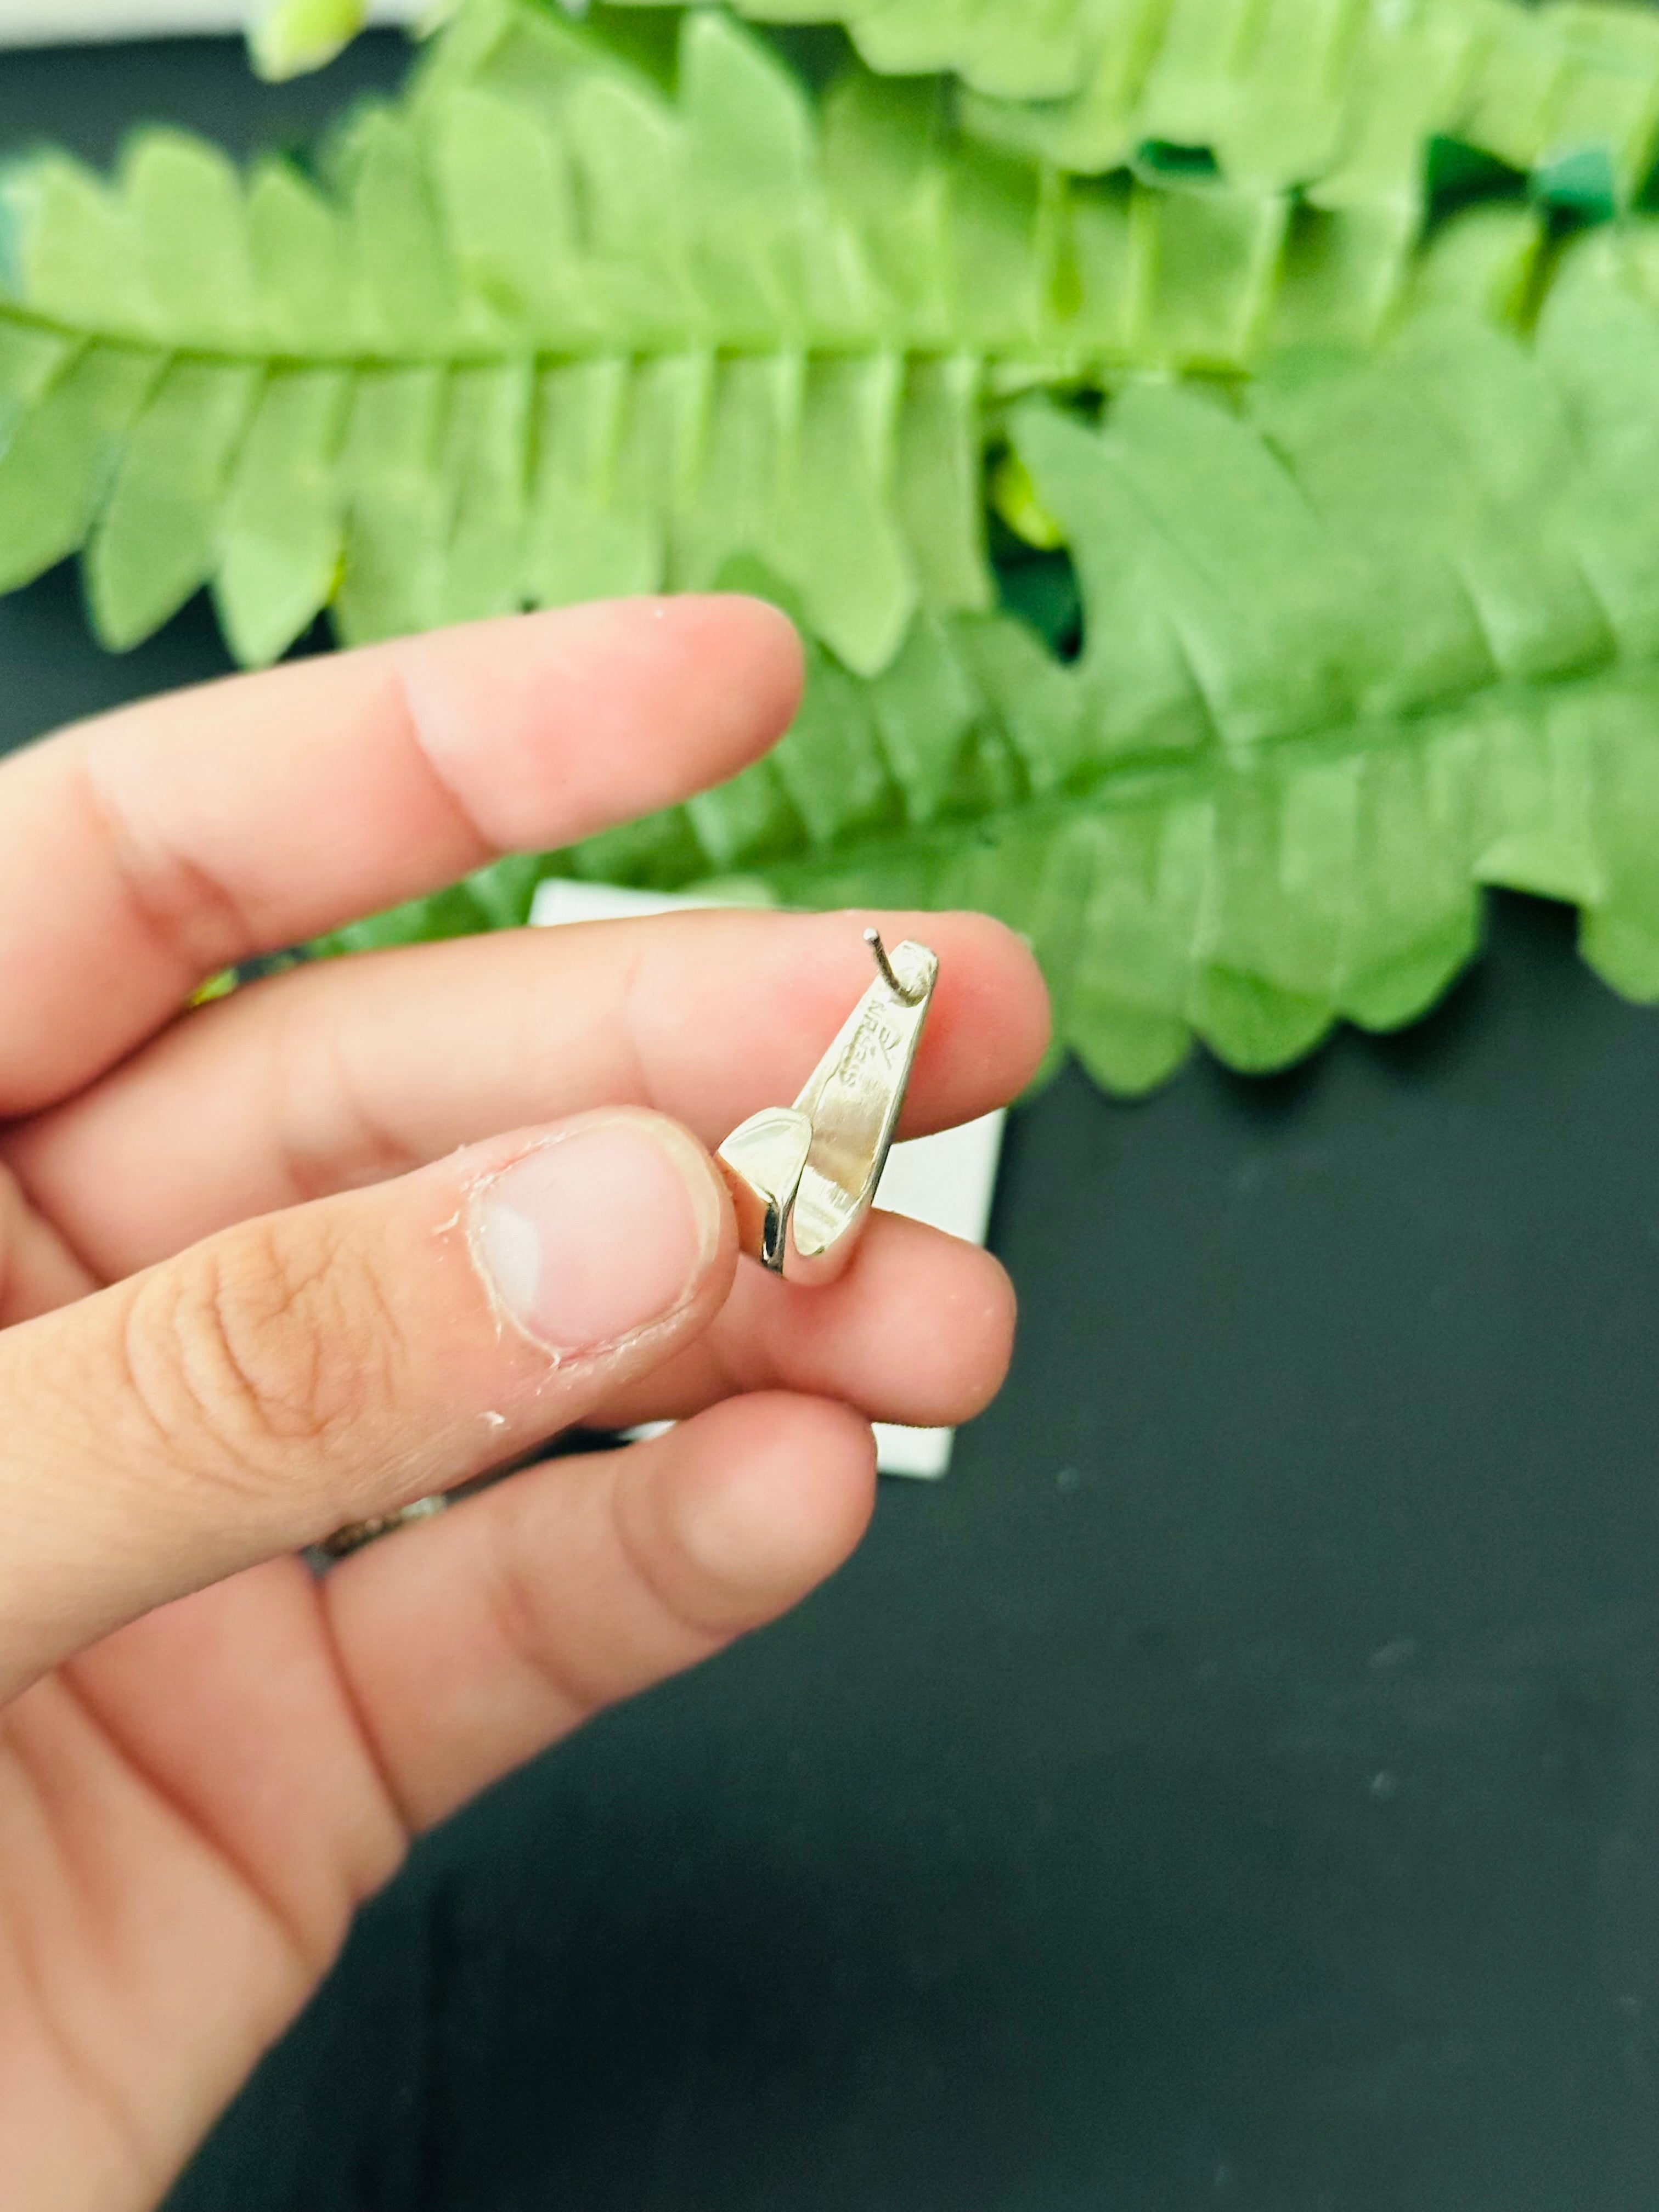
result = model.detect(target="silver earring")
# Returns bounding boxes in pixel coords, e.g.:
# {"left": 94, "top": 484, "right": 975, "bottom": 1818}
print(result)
{"left": 716, "top": 928, "right": 938, "bottom": 1286}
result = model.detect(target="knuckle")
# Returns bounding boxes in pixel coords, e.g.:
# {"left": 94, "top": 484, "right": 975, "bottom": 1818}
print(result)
{"left": 123, "top": 1217, "right": 404, "bottom": 1485}
{"left": 483, "top": 1504, "right": 596, "bottom": 1714}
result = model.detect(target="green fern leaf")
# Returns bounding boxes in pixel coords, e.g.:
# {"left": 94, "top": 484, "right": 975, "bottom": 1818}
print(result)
{"left": 0, "top": 0, "right": 1564, "bottom": 674}
{"left": 334, "top": 222, "right": 1659, "bottom": 1088}
{"left": 3, "top": 0, "right": 1656, "bottom": 1091}
{"left": 975, "top": 0, "right": 1659, "bottom": 217}
{"left": 605, "top": 0, "right": 1659, "bottom": 210}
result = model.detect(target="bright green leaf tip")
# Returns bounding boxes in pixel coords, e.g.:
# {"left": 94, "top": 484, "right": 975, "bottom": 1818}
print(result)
{"left": 990, "top": 452, "right": 1065, "bottom": 554}
{"left": 248, "top": 0, "right": 369, "bottom": 81}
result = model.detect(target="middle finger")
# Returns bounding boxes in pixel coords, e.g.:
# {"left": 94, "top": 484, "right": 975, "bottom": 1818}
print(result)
{"left": 7, "top": 907, "right": 1048, "bottom": 1279}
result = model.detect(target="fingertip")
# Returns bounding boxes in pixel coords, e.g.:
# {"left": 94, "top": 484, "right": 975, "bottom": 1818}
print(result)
{"left": 704, "top": 592, "right": 806, "bottom": 730}
{"left": 390, "top": 595, "right": 804, "bottom": 851}
{"left": 648, "top": 1392, "right": 877, "bottom": 1631}
{"left": 630, "top": 593, "right": 804, "bottom": 786}
{"left": 928, "top": 911, "right": 1053, "bottom": 1102}
{"left": 842, "top": 1220, "right": 1017, "bottom": 1426}
{"left": 934, "top": 1244, "right": 1018, "bottom": 1424}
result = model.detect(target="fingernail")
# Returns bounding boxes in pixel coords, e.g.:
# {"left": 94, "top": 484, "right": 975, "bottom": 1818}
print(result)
{"left": 470, "top": 1118, "right": 720, "bottom": 1356}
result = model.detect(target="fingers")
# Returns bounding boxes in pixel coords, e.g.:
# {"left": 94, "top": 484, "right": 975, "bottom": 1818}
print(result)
{"left": 65, "top": 1559, "right": 407, "bottom": 1973}
{"left": 0, "top": 597, "right": 802, "bottom": 1115}
{"left": 0, "top": 1164, "right": 98, "bottom": 1327}
{"left": 580, "top": 1210, "right": 1017, "bottom": 1433}
{"left": 324, "top": 1393, "right": 878, "bottom": 1831}
{"left": 9, "top": 909, "right": 1049, "bottom": 1279}
{"left": 0, "top": 1108, "right": 737, "bottom": 1705}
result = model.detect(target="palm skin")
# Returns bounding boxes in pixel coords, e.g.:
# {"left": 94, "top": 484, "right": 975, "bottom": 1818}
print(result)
{"left": 1, "top": 1550, "right": 407, "bottom": 2204}
{"left": 0, "top": 598, "right": 1048, "bottom": 2209}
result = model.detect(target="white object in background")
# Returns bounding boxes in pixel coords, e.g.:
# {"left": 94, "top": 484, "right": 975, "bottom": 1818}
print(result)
{"left": 866, "top": 1108, "right": 1005, "bottom": 1479}
{"left": 528, "top": 880, "right": 724, "bottom": 928}
{"left": 0, "top": 0, "right": 417, "bottom": 42}
{"left": 528, "top": 878, "right": 1007, "bottom": 1480}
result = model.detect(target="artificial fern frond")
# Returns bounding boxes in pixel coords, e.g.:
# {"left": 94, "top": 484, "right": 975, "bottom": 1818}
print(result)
{"left": 961, "top": 0, "right": 1659, "bottom": 213}
{"left": 606, "top": 0, "right": 1659, "bottom": 208}
{"left": 329, "top": 221, "right": 1659, "bottom": 1088}
{"left": 1, "top": 8, "right": 991, "bottom": 672}
{"left": 0, "top": 0, "right": 1565, "bottom": 675}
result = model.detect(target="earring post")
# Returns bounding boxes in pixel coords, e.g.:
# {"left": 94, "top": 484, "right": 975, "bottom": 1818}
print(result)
{"left": 864, "top": 927, "right": 926, "bottom": 1007}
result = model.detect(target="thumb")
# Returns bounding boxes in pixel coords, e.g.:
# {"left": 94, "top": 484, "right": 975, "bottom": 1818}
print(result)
{"left": 0, "top": 1108, "right": 733, "bottom": 1702}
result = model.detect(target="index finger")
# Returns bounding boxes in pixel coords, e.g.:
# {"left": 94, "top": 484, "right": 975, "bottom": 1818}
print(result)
{"left": 0, "top": 595, "right": 800, "bottom": 1115}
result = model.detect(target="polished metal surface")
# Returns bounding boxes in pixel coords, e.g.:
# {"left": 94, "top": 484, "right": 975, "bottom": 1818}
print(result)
{"left": 716, "top": 929, "right": 938, "bottom": 1285}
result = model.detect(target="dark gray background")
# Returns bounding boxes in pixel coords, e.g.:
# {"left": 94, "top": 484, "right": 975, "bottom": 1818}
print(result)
{"left": 1, "top": 33, "right": 1655, "bottom": 2211}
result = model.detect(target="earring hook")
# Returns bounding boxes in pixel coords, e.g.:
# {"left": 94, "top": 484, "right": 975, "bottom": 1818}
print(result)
{"left": 864, "top": 926, "right": 927, "bottom": 1007}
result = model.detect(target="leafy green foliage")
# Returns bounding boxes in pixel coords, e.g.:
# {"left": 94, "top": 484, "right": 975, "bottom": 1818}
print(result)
{"left": 331, "top": 223, "right": 1659, "bottom": 1088}
{"left": 2, "top": 0, "right": 1657, "bottom": 1090}
{"left": 611, "top": 0, "right": 1659, "bottom": 212}
{"left": 0, "top": 11, "right": 978, "bottom": 670}
{"left": 0, "top": 0, "right": 1565, "bottom": 673}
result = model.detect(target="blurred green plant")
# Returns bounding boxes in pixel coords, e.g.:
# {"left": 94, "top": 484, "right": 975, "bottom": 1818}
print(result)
{"left": 1, "top": 0, "right": 1656, "bottom": 1087}
{"left": 251, "top": 0, "right": 373, "bottom": 80}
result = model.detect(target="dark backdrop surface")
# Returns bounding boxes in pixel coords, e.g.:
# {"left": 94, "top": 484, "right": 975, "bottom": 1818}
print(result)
{"left": 1, "top": 34, "right": 1656, "bottom": 2212}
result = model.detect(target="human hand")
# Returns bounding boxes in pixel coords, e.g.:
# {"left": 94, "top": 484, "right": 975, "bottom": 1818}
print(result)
{"left": 0, "top": 597, "right": 1048, "bottom": 2209}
